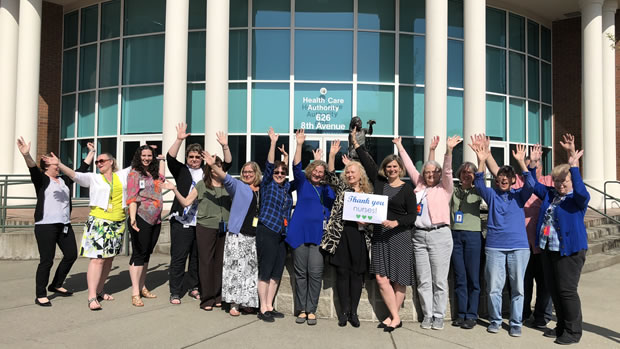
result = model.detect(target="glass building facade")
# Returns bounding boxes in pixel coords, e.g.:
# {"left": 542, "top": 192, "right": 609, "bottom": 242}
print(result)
{"left": 60, "top": 0, "right": 552, "bottom": 183}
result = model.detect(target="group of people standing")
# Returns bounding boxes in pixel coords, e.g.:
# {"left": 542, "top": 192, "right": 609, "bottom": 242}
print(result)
{"left": 20, "top": 123, "right": 589, "bottom": 345}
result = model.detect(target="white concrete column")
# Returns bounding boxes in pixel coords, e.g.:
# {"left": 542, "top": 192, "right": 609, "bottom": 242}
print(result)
{"left": 205, "top": 0, "right": 229, "bottom": 157}
{"left": 602, "top": 0, "right": 617, "bottom": 181}
{"left": 13, "top": 0, "right": 42, "bottom": 174}
{"left": 579, "top": 0, "right": 605, "bottom": 185}
{"left": 463, "top": 0, "right": 486, "bottom": 164}
{"left": 162, "top": 0, "right": 189, "bottom": 159}
{"left": 0, "top": 0, "right": 20, "bottom": 174}
{"left": 424, "top": 0, "right": 448, "bottom": 158}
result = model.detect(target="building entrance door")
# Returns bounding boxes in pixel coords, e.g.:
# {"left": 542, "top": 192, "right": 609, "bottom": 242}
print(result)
{"left": 301, "top": 134, "right": 349, "bottom": 172}
{"left": 119, "top": 137, "right": 162, "bottom": 169}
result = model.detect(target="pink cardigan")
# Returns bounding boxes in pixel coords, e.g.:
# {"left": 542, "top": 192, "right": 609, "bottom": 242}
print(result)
{"left": 399, "top": 148, "right": 453, "bottom": 225}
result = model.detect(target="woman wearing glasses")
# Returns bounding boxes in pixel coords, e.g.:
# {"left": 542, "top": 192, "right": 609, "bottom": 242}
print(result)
{"left": 44, "top": 150, "right": 130, "bottom": 311}
{"left": 17, "top": 137, "right": 94, "bottom": 307}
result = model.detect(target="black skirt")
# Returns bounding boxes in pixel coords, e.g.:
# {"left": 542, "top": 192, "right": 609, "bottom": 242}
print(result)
{"left": 329, "top": 221, "right": 369, "bottom": 274}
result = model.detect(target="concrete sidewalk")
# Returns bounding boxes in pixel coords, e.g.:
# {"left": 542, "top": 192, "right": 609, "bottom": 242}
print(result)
{"left": 1, "top": 254, "right": 619, "bottom": 349}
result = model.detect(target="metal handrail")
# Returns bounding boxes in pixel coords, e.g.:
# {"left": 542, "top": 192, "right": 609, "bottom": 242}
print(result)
{"left": 582, "top": 182, "right": 620, "bottom": 225}
{"left": 603, "top": 181, "right": 620, "bottom": 215}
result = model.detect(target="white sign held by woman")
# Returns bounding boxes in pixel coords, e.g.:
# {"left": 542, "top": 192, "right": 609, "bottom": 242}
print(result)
{"left": 342, "top": 192, "right": 388, "bottom": 224}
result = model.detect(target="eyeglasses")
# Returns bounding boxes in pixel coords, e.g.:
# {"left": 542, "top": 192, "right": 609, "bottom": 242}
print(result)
{"left": 273, "top": 171, "right": 287, "bottom": 175}
{"left": 242, "top": 170, "right": 255, "bottom": 174}
{"left": 187, "top": 156, "right": 201, "bottom": 159}
{"left": 95, "top": 159, "right": 111, "bottom": 165}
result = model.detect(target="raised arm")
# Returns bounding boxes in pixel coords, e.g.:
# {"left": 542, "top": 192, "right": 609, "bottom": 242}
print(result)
{"left": 216, "top": 131, "right": 232, "bottom": 164}
{"left": 427, "top": 135, "right": 439, "bottom": 162}
{"left": 328, "top": 139, "right": 340, "bottom": 172}
{"left": 472, "top": 134, "right": 500, "bottom": 176}
{"left": 81, "top": 142, "right": 96, "bottom": 168}
{"left": 162, "top": 181, "right": 199, "bottom": 208}
{"left": 569, "top": 150, "right": 589, "bottom": 208}
{"left": 267, "top": 127, "right": 278, "bottom": 164}
{"left": 443, "top": 135, "right": 461, "bottom": 191}
{"left": 393, "top": 136, "right": 421, "bottom": 185}
{"left": 352, "top": 129, "right": 378, "bottom": 181}
{"left": 560, "top": 133, "right": 576, "bottom": 159}
{"left": 203, "top": 150, "right": 226, "bottom": 179}
{"left": 16, "top": 137, "right": 36, "bottom": 168}
{"left": 293, "top": 129, "right": 305, "bottom": 166}
{"left": 168, "top": 122, "right": 190, "bottom": 159}
{"left": 512, "top": 144, "right": 529, "bottom": 173}
{"left": 42, "top": 152, "right": 77, "bottom": 179}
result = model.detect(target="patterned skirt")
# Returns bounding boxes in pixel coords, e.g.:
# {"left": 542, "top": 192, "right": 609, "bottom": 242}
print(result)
{"left": 80, "top": 216, "right": 126, "bottom": 258}
{"left": 370, "top": 227, "right": 415, "bottom": 286}
{"left": 221, "top": 232, "right": 259, "bottom": 308}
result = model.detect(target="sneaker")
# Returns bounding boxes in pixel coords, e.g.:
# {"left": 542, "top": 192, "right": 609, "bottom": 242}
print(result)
{"left": 487, "top": 323, "right": 500, "bottom": 334}
{"left": 461, "top": 318, "right": 477, "bottom": 329}
{"left": 431, "top": 317, "right": 444, "bottom": 330}
{"left": 509, "top": 326, "right": 522, "bottom": 337}
{"left": 452, "top": 317, "right": 464, "bottom": 327}
{"left": 420, "top": 317, "right": 432, "bottom": 329}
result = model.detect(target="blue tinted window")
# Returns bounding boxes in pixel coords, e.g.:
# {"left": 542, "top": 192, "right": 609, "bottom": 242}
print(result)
{"left": 400, "top": 0, "right": 425, "bottom": 33}
{"left": 294, "top": 83, "right": 351, "bottom": 133}
{"left": 99, "top": 40, "right": 120, "bottom": 88}
{"left": 253, "top": 0, "right": 290, "bottom": 27}
{"left": 80, "top": 5, "right": 98, "bottom": 44}
{"left": 187, "top": 84, "right": 205, "bottom": 133}
{"left": 98, "top": 89, "right": 118, "bottom": 136}
{"left": 509, "top": 52, "right": 525, "bottom": 97}
{"left": 252, "top": 83, "right": 289, "bottom": 133}
{"left": 230, "top": 0, "right": 248, "bottom": 27}
{"left": 527, "top": 20, "right": 539, "bottom": 57}
{"left": 486, "top": 7, "right": 506, "bottom": 47}
{"left": 399, "top": 35, "right": 425, "bottom": 85}
{"left": 541, "top": 62, "right": 551, "bottom": 104}
{"left": 357, "top": 32, "right": 395, "bottom": 83}
{"left": 528, "top": 57, "right": 539, "bottom": 100}
{"left": 358, "top": 0, "right": 395, "bottom": 30}
{"left": 101, "top": 0, "right": 121, "bottom": 39}
{"left": 78, "top": 92, "right": 96, "bottom": 137}
{"left": 253, "top": 30, "right": 290, "bottom": 80}
{"left": 189, "top": 0, "right": 206, "bottom": 29}
{"left": 121, "top": 85, "right": 163, "bottom": 134}
{"left": 60, "top": 141, "right": 74, "bottom": 168}
{"left": 541, "top": 105, "right": 552, "bottom": 146}
{"left": 124, "top": 0, "right": 165, "bottom": 35}
{"left": 541, "top": 26, "right": 551, "bottom": 61}
{"left": 528, "top": 102, "right": 540, "bottom": 144}
{"left": 447, "top": 90, "right": 463, "bottom": 137}
{"left": 188, "top": 31, "right": 206, "bottom": 81}
{"left": 64, "top": 11, "right": 78, "bottom": 48}
{"left": 398, "top": 86, "right": 424, "bottom": 137}
{"left": 448, "top": 0, "right": 463, "bottom": 38}
{"left": 61, "top": 94, "right": 76, "bottom": 138}
{"left": 448, "top": 40, "right": 463, "bottom": 88}
{"left": 486, "top": 94, "right": 506, "bottom": 140}
{"left": 486, "top": 47, "right": 506, "bottom": 93}
{"left": 123, "top": 35, "right": 165, "bottom": 85}
{"left": 230, "top": 30, "right": 248, "bottom": 80}
{"left": 295, "top": 0, "right": 353, "bottom": 28}
{"left": 295, "top": 30, "right": 352, "bottom": 81}
{"left": 509, "top": 13, "right": 524, "bottom": 51}
{"left": 509, "top": 98, "right": 525, "bottom": 142}
{"left": 229, "top": 83, "right": 247, "bottom": 133}
{"left": 62, "top": 49, "right": 77, "bottom": 93}
{"left": 79, "top": 44, "right": 97, "bottom": 90}
{"left": 357, "top": 85, "right": 394, "bottom": 135}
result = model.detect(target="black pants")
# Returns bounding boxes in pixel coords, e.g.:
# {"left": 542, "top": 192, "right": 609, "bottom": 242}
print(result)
{"left": 196, "top": 224, "right": 225, "bottom": 307}
{"left": 542, "top": 249, "right": 586, "bottom": 342}
{"left": 523, "top": 252, "right": 552, "bottom": 324}
{"left": 34, "top": 224, "right": 77, "bottom": 298}
{"left": 256, "top": 224, "right": 287, "bottom": 282}
{"left": 168, "top": 220, "right": 199, "bottom": 296}
{"left": 335, "top": 267, "right": 363, "bottom": 315}
{"left": 129, "top": 216, "right": 161, "bottom": 266}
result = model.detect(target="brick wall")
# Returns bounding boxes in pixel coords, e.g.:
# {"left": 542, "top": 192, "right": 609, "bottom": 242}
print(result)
{"left": 37, "top": 1, "right": 63, "bottom": 160}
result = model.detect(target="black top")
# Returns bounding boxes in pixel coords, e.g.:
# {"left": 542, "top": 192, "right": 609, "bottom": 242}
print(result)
{"left": 29, "top": 161, "right": 90, "bottom": 222}
{"left": 240, "top": 190, "right": 259, "bottom": 236}
{"left": 166, "top": 152, "right": 231, "bottom": 216}
{"left": 355, "top": 146, "right": 417, "bottom": 229}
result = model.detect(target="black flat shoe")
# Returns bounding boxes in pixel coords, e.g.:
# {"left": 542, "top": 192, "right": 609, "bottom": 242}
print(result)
{"left": 258, "top": 311, "right": 275, "bottom": 323}
{"left": 348, "top": 313, "right": 360, "bottom": 328}
{"left": 384, "top": 322, "right": 402, "bottom": 333}
{"left": 48, "top": 287, "right": 73, "bottom": 297}
{"left": 377, "top": 323, "right": 387, "bottom": 329}
{"left": 35, "top": 298, "right": 52, "bottom": 307}
{"left": 338, "top": 312, "right": 348, "bottom": 327}
{"left": 269, "top": 309, "right": 285, "bottom": 318}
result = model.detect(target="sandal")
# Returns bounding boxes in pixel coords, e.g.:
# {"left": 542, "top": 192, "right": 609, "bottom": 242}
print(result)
{"left": 170, "top": 294, "right": 181, "bottom": 305}
{"left": 229, "top": 305, "right": 240, "bottom": 317}
{"left": 296, "top": 312, "right": 307, "bottom": 324}
{"left": 307, "top": 313, "right": 317, "bottom": 326}
{"left": 97, "top": 292, "right": 114, "bottom": 301}
{"left": 88, "top": 297, "right": 102, "bottom": 311}
{"left": 202, "top": 305, "right": 213, "bottom": 311}
{"left": 214, "top": 303, "right": 222, "bottom": 308}
{"left": 141, "top": 287, "right": 157, "bottom": 299}
{"left": 132, "top": 295, "right": 144, "bottom": 307}
{"left": 188, "top": 288, "right": 201, "bottom": 300}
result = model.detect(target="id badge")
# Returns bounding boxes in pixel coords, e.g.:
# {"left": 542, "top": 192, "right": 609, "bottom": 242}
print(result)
{"left": 543, "top": 225, "right": 550, "bottom": 236}
{"left": 63, "top": 226, "right": 69, "bottom": 234}
{"left": 252, "top": 217, "right": 259, "bottom": 227}
{"left": 283, "top": 218, "right": 288, "bottom": 227}
{"left": 454, "top": 211, "right": 464, "bottom": 224}
{"left": 107, "top": 203, "right": 113, "bottom": 211}
{"left": 417, "top": 203, "right": 423, "bottom": 216}
{"left": 323, "top": 219, "right": 328, "bottom": 230}
{"left": 139, "top": 179, "right": 145, "bottom": 189}
{"left": 183, "top": 224, "right": 189, "bottom": 229}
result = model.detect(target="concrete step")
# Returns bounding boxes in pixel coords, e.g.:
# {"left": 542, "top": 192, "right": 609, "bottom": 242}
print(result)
{"left": 587, "top": 233, "right": 620, "bottom": 256}
{"left": 583, "top": 249, "right": 620, "bottom": 273}
{"left": 587, "top": 224, "right": 620, "bottom": 240}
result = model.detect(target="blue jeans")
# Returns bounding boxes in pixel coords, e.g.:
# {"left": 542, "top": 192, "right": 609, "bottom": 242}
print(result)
{"left": 485, "top": 248, "right": 530, "bottom": 327}
{"left": 451, "top": 230, "right": 482, "bottom": 320}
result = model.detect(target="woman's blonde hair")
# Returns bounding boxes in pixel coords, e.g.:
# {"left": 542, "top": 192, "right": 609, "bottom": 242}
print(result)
{"left": 378, "top": 154, "right": 406, "bottom": 178}
{"left": 340, "top": 161, "right": 373, "bottom": 193}
{"left": 304, "top": 160, "right": 327, "bottom": 179}
{"left": 102, "top": 153, "right": 118, "bottom": 172}
{"left": 241, "top": 161, "right": 262, "bottom": 187}
{"left": 551, "top": 163, "right": 571, "bottom": 181}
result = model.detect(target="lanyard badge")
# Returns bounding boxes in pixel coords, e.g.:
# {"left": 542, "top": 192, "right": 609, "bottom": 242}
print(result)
{"left": 454, "top": 210, "right": 464, "bottom": 224}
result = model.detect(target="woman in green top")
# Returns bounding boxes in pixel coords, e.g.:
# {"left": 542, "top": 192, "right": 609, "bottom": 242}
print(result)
{"left": 450, "top": 161, "right": 483, "bottom": 329}
{"left": 167, "top": 151, "right": 232, "bottom": 311}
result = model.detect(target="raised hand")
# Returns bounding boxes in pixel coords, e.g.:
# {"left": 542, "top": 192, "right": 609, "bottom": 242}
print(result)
{"left": 330, "top": 140, "right": 341, "bottom": 156}
{"left": 295, "top": 129, "right": 306, "bottom": 145}
{"left": 350, "top": 129, "right": 359, "bottom": 147}
{"left": 16, "top": 137, "right": 31, "bottom": 155}
{"left": 42, "top": 152, "right": 60, "bottom": 166}
{"left": 87, "top": 142, "right": 95, "bottom": 152}
{"left": 392, "top": 136, "right": 402, "bottom": 147}
{"left": 568, "top": 149, "right": 584, "bottom": 167}
{"left": 560, "top": 133, "right": 575, "bottom": 155}
{"left": 201, "top": 150, "right": 215, "bottom": 166}
{"left": 468, "top": 143, "right": 489, "bottom": 162}
{"left": 342, "top": 154, "right": 351, "bottom": 166}
{"left": 176, "top": 122, "right": 190, "bottom": 140}
{"left": 216, "top": 131, "right": 228, "bottom": 146}
{"left": 512, "top": 144, "right": 527, "bottom": 162}
{"left": 446, "top": 135, "right": 462, "bottom": 150}
{"left": 529, "top": 144, "right": 542, "bottom": 163}
{"left": 277, "top": 144, "right": 288, "bottom": 161}
{"left": 156, "top": 154, "right": 166, "bottom": 161}
{"left": 429, "top": 136, "right": 440, "bottom": 151}
{"left": 268, "top": 127, "right": 279, "bottom": 143}
{"left": 312, "top": 148, "right": 323, "bottom": 161}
